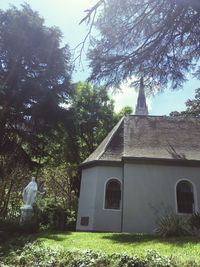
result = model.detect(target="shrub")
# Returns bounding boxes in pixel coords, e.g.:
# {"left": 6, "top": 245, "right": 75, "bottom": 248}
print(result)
{"left": 1, "top": 242, "right": 199, "bottom": 267}
{"left": 19, "top": 220, "right": 40, "bottom": 234}
{"left": 0, "top": 216, "right": 39, "bottom": 238}
{"left": 66, "top": 209, "right": 76, "bottom": 230}
{"left": 145, "top": 249, "right": 176, "bottom": 267}
{"left": 0, "top": 218, "right": 21, "bottom": 234}
{"left": 188, "top": 212, "right": 200, "bottom": 231}
{"left": 154, "top": 214, "right": 190, "bottom": 237}
{"left": 35, "top": 204, "right": 68, "bottom": 231}
{"left": 115, "top": 253, "right": 146, "bottom": 267}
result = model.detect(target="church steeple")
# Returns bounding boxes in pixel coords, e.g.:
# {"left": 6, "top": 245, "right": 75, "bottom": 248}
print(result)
{"left": 135, "top": 77, "right": 148, "bottom": 115}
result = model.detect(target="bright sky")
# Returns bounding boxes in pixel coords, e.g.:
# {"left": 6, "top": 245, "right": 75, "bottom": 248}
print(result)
{"left": 1, "top": 0, "right": 199, "bottom": 115}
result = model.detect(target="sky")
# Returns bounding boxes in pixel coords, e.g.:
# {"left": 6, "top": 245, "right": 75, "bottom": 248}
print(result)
{"left": 1, "top": 0, "right": 199, "bottom": 115}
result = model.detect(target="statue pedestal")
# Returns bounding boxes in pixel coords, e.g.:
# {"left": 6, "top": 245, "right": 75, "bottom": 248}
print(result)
{"left": 20, "top": 207, "right": 33, "bottom": 224}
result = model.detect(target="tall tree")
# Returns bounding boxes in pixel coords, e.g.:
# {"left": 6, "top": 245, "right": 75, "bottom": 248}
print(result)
{"left": 0, "top": 4, "right": 72, "bottom": 217}
{"left": 170, "top": 88, "right": 200, "bottom": 117}
{"left": 82, "top": 0, "right": 200, "bottom": 90}
{"left": 47, "top": 82, "right": 117, "bottom": 165}
{"left": 0, "top": 4, "right": 72, "bottom": 169}
{"left": 70, "top": 82, "right": 117, "bottom": 161}
{"left": 45, "top": 82, "right": 118, "bottom": 194}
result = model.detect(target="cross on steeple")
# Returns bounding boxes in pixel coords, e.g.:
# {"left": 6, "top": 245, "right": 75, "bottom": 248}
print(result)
{"left": 135, "top": 77, "right": 148, "bottom": 115}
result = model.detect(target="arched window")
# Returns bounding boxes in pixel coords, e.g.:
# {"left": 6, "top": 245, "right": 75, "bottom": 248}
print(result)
{"left": 105, "top": 179, "right": 121, "bottom": 209}
{"left": 176, "top": 180, "right": 194, "bottom": 214}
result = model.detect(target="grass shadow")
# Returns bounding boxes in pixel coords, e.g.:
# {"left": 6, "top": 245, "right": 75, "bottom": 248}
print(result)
{"left": 38, "top": 231, "right": 72, "bottom": 241}
{"left": 0, "top": 233, "right": 38, "bottom": 258}
{"left": 0, "top": 230, "right": 72, "bottom": 258}
{"left": 101, "top": 233, "right": 200, "bottom": 246}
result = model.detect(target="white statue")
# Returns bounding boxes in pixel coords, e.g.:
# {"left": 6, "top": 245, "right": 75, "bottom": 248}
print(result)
{"left": 22, "top": 177, "right": 38, "bottom": 209}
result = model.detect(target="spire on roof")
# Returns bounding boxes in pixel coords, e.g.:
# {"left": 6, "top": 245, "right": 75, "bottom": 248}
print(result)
{"left": 135, "top": 77, "right": 148, "bottom": 115}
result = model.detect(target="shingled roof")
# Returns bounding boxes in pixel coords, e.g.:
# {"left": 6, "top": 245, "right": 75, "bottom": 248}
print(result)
{"left": 82, "top": 115, "right": 200, "bottom": 166}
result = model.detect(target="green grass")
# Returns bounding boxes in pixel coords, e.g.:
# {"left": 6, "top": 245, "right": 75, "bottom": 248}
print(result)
{"left": 1, "top": 231, "right": 200, "bottom": 265}
{"left": 35, "top": 231, "right": 200, "bottom": 262}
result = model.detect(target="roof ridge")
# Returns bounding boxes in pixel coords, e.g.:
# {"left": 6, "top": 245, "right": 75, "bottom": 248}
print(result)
{"left": 122, "top": 116, "right": 126, "bottom": 158}
{"left": 98, "top": 116, "right": 124, "bottom": 160}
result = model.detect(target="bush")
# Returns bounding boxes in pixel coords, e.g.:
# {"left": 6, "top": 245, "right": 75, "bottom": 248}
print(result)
{"left": 154, "top": 214, "right": 190, "bottom": 237}
{"left": 188, "top": 212, "right": 200, "bottom": 231}
{"left": 0, "top": 215, "right": 39, "bottom": 238}
{"left": 3, "top": 242, "right": 197, "bottom": 267}
{"left": 0, "top": 243, "right": 161, "bottom": 267}
{"left": 0, "top": 218, "right": 21, "bottom": 234}
{"left": 115, "top": 253, "right": 146, "bottom": 267}
{"left": 145, "top": 249, "right": 176, "bottom": 267}
{"left": 34, "top": 203, "right": 68, "bottom": 231}
{"left": 0, "top": 241, "right": 199, "bottom": 267}
{"left": 66, "top": 209, "right": 76, "bottom": 230}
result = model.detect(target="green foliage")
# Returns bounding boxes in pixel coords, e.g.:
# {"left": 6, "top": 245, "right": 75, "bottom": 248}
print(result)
{"left": 0, "top": 218, "right": 21, "bottom": 234}
{"left": 19, "top": 221, "right": 40, "bottom": 235}
{"left": 35, "top": 164, "right": 78, "bottom": 229}
{"left": 170, "top": 88, "right": 200, "bottom": 118}
{"left": 188, "top": 212, "right": 200, "bottom": 231}
{"left": 0, "top": 4, "right": 72, "bottom": 219}
{"left": 145, "top": 249, "right": 175, "bottom": 267}
{"left": 0, "top": 217, "right": 39, "bottom": 239}
{"left": 69, "top": 82, "right": 117, "bottom": 162}
{"left": 154, "top": 214, "right": 191, "bottom": 237}
{"left": 0, "top": 167, "right": 30, "bottom": 219}
{"left": 2, "top": 244, "right": 113, "bottom": 267}
{"left": 115, "top": 253, "right": 146, "bottom": 267}
{"left": 2, "top": 241, "right": 200, "bottom": 267}
{"left": 35, "top": 203, "right": 68, "bottom": 231}
{"left": 34, "top": 181, "right": 77, "bottom": 230}
{"left": 44, "top": 82, "right": 118, "bottom": 196}
{"left": 117, "top": 106, "right": 133, "bottom": 119}
{"left": 0, "top": 81, "right": 118, "bottom": 223}
{"left": 2, "top": 232, "right": 200, "bottom": 266}
{"left": 0, "top": 4, "right": 72, "bottom": 167}
{"left": 87, "top": 0, "right": 200, "bottom": 89}
{"left": 39, "top": 164, "right": 78, "bottom": 207}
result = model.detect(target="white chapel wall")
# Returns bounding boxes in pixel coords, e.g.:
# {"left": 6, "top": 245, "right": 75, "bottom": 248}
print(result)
{"left": 76, "top": 167, "right": 98, "bottom": 231}
{"left": 123, "top": 163, "right": 200, "bottom": 233}
{"left": 93, "top": 165, "right": 122, "bottom": 232}
{"left": 76, "top": 165, "right": 123, "bottom": 232}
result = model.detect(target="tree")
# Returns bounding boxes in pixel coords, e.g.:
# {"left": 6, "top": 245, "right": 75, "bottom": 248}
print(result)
{"left": 116, "top": 106, "right": 133, "bottom": 119}
{"left": 44, "top": 82, "right": 118, "bottom": 194}
{"left": 0, "top": 4, "right": 72, "bottom": 168}
{"left": 170, "top": 88, "right": 200, "bottom": 117}
{"left": 70, "top": 82, "right": 117, "bottom": 160}
{"left": 0, "top": 4, "right": 72, "bottom": 218}
{"left": 82, "top": 0, "right": 200, "bottom": 90}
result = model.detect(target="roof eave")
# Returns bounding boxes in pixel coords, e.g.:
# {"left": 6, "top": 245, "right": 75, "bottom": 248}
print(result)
{"left": 79, "top": 159, "right": 122, "bottom": 169}
{"left": 122, "top": 156, "right": 200, "bottom": 167}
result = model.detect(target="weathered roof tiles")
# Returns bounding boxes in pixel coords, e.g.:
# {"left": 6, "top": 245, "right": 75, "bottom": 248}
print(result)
{"left": 82, "top": 115, "right": 200, "bottom": 166}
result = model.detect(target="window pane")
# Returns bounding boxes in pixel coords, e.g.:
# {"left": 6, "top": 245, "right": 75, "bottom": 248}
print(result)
{"left": 105, "top": 179, "right": 121, "bottom": 209}
{"left": 177, "top": 181, "right": 192, "bottom": 192}
{"left": 177, "top": 181, "right": 194, "bottom": 214}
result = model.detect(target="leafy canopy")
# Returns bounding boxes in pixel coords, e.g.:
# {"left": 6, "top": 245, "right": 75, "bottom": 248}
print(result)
{"left": 86, "top": 0, "right": 200, "bottom": 90}
{"left": 0, "top": 4, "right": 72, "bottom": 169}
{"left": 43, "top": 82, "right": 120, "bottom": 194}
{"left": 170, "top": 88, "right": 200, "bottom": 117}
{"left": 48, "top": 82, "right": 118, "bottom": 166}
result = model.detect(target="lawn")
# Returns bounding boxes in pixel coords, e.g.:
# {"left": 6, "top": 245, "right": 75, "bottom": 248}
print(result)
{"left": 1, "top": 231, "right": 200, "bottom": 266}
{"left": 36, "top": 231, "right": 200, "bottom": 262}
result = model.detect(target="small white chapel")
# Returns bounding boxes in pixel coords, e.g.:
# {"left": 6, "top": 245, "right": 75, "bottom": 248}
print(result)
{"left": 76, "top": 81, "right": 200, "bottom": 233}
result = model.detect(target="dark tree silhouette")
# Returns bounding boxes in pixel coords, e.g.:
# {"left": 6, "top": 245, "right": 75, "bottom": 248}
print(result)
{"left": 0, "top": 4, "right": 72, "bottom": 169}
{"left": 81, "top": 0, "right": 200, "bottom": 90}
